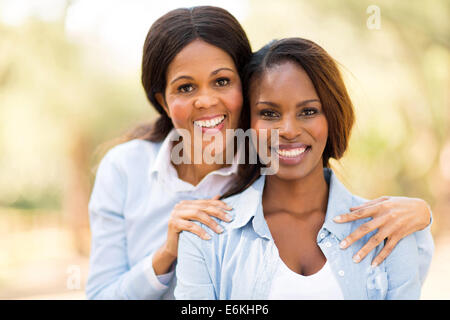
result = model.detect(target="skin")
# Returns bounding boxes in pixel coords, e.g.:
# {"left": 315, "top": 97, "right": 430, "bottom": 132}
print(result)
{"left": 251, "top": 61, "right": 330, "bottom": 275}
{"left": 251, "top": 61, "right": 431, "bottom": 273}
{"left": 150, "top": 40, "right": 430, "bottom": 275}
{"left": 156, "top": 39, "right": 243, "bottom": 186}
{"left": 152, "top": 40, "right": 243, "bottom": 275}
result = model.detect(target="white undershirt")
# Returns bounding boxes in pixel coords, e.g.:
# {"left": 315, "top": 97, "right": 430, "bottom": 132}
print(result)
{"left": 268, "top": 259, "right": 344, "bottom": 300}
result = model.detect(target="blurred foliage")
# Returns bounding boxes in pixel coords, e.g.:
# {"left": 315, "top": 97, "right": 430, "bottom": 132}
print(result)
{"left": 0, "top": 0, "right": 448, "bottom": 235}
{"left": 0, "top": 17, "right": 153, "bottom": 210}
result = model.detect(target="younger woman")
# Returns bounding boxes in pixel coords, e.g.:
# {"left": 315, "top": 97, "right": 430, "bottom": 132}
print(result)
{"left": 174, "top": 38, "right": 433, "bottom": 299}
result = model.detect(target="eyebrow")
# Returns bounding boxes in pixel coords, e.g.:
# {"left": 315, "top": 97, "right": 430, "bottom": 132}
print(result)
{"left": 170, "top": 67, "right": 235, "bottom": 85}
{"left": 256, "top": 99, "right": 321, "bottom": 108}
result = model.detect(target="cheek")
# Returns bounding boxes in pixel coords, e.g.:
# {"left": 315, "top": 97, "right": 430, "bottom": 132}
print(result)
{"left": 224, "top": 88, "right": 243, "bottom": 123}
{"left": 310, "top": 116, "right": 328, "bottom": 146}
{"left": 166, "top": 98, "right": 193, "bottom": 128}
{"left": 251, "top": 118, "right": 276, "bottom": 153}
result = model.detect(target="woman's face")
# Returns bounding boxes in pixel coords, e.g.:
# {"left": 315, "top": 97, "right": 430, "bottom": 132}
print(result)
{"left": 157, "top": 39, "right": 243, "bottom": 161}
{"left": 250, "top": 61, "right": 328, "bottom": 181}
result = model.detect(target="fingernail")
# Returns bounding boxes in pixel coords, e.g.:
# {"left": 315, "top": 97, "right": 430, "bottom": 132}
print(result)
{"left": 216, "top": 226, "right": 224, "bottom": 233}
{"left": 353, "top": 255, "right": 361, "bottom": 263}
{"left": 204, "top": 233, "right": 211, "bottom": 240}
{"left": 371, "top": 261, "right": 378, "bottom": 268}
{"left": 225, "top": 214, "right": 233, "bottom": 222}
{"left": 339, "top": 240, "right": 347, "bottom": 249}
{"left": 333, "top": 215, "right": 342, "bottom": 222}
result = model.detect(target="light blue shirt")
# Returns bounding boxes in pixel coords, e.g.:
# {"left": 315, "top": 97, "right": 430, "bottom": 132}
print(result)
{"left": 175, "top": 168, "right": 434, "bottom": 300}
{"left": 86, "top": 130, "right": 238, "bottom": 299}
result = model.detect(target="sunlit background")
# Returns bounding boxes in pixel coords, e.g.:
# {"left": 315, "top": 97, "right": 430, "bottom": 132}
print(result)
{"left": 0, "top": 0, "right": 448, "bottom": 299}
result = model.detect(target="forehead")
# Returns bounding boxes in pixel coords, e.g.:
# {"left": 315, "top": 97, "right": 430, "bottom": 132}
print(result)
{"left": 167, "top": 40, "right": 236, "bottom": 78}
{"left": 251, "top": 61, "right": 318, "bottom": 101}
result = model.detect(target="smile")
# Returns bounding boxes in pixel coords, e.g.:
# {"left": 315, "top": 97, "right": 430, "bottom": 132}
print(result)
{"left": 276, "top": 147, "right": 307, "bottom": 158}
{"left": 194, "top": 115, "right": 226, "bottom": 128}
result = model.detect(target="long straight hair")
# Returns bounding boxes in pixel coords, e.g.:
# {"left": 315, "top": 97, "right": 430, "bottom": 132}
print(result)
{"left": 222, "top": 38, "right": 355, "bottom": 199}
{"left": 126, "top": 6, "right": 252, "bottom": 143}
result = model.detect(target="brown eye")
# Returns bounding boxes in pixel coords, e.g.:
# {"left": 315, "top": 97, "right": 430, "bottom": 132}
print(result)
{"left": 300, "top": 108, "right": 318, "bottom": 117}
{"left": 260, "top": 110, "right": 279, "bottom": 119}
{"left": 178, "top": 84, "right": 194, "bottom": 93}
{"left": 216, "top": 78, "right": 230, "bottom": 87}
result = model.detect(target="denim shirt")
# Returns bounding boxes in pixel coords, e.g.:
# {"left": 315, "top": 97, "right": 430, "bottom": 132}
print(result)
{"left": 175, "top": 169, "right": 434, "bottom": 300}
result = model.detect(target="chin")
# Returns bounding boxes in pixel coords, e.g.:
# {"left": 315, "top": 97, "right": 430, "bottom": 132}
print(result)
{"left": 271, "top": 166, "right": 308, "bottom": 181}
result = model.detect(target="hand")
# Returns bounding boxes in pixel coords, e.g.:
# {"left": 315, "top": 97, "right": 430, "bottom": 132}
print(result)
{"left": 333, "top": 196, "right": 431, "bottom": 267}
{"left": 163, "top": 195, "right": 233, "bottom": 258}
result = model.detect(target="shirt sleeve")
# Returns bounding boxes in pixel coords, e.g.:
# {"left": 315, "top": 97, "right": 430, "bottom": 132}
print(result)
{"left": 412, "top": 209, "right": 434, "bottom": 286}
{"left": 384, "top": 234, "right": 423, "bottom": 299}
{"left": 85, "top": 150, "right": 171, "bottom": 300}
{"left": 174, "top": 228, "right": 216, "bottom": 300}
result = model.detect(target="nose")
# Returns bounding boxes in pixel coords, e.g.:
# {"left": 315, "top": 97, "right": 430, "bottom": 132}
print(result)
{"left": 279, "top": 116, "right": 301, "bottom": 141}
{"left": 194, "top": 90, "right": 219, "bottom": 109}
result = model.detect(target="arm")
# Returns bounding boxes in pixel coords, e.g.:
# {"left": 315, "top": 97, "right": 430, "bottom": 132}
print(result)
{"left": 174, "top": 227, "right": 217, "bottom": 300}
{"left": 86, "top": 151, "right": 171, "bottom": 300}
{"left": 334, "top": 196, "right": 433, "bottom": 277}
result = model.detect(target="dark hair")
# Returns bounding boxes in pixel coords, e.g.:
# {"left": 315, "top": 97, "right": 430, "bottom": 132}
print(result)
{"left": 222, "top": 37, "right": 355, "bottom": 198}
{"left": 128, "top": 6, "right": 252, "bottom": 142}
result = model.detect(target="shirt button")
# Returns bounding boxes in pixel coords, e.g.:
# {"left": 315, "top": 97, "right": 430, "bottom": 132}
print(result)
{"left": 338, "top": 270, "right": 345, "bottom": 277}
{"left": 319, "top": 233, "right": 326, "bottom": 239}
{"left": 325, "top": 241, "right": 332, "bottom": 248}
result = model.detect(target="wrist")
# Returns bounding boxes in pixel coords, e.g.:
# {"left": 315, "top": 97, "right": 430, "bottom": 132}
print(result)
{"left": 421, "top": 199, "right": 432, "bottom": 228}
{"left": 152, "top": 243, "right": 177, "bottom": 275}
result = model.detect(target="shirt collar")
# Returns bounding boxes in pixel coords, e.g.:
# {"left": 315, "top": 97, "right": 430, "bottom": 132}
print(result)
{"left": 226, "top": 168, "right": 354, "bottom": 242}
{"left": 148, "top": 128, "right": 179, "bottom": 180}
{"left": 320, "top": 168, "right": 354, "bottom": 242}
{"left": 226, "top": 174, "right": 266, "bottom": 232}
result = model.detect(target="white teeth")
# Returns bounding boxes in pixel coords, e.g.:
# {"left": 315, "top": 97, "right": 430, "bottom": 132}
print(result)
{"left": 194, "top": 115, "right": 225, "bottom": 128}
{"left": 276, "top": 147, "right": 307, "bottom": 157}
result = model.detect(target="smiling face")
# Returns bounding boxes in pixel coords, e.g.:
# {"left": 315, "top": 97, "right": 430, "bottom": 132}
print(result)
{"left": 250, "top": 60, "right": 328, "bottom": 181}
{"left": 156, "top": 39, "right": 243, "bottom": 161}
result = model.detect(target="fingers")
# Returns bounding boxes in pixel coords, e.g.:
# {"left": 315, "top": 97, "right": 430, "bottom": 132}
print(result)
{"left": 333, "top": 203, "right": 380, "bottom": 223}
{"left": 349, "top": 196, "right": 389, "bottom": 211}
{"left": 176, "top": 219, "right": 212, "bottom": 240}
{"left": 181, "top": 203, "right": 233, "bottom": 223}
{"left": 349, "top": 231, "right": 386, "bottom": 264}
{"left": 371, "top": 237, "right": 399, "bottom": 267}
{"left": 339, "top": 217, "right": 384, "bottom": 250}
{"left": 196, "top": 199, "right": 233, "bottom": 211}
{"left": 180, "top": 208, "right": 226, "bottom": 234}
{"left": 170, "top": 198, "right": 233, "bottom": 241}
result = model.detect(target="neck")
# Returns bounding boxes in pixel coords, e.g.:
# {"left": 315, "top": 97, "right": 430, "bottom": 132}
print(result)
{"left": 172, "top": 137, "right": 235, "bottom": 186}
{"left": 175, "top": 161, "right": 228, "bottom": 186}
{"left": 263, "top": 165, "right": 329, "bottom": 219}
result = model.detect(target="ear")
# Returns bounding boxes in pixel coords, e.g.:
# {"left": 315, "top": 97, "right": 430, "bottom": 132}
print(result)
{"left": 155, "top": 93, "right": 170, "bottom": 118}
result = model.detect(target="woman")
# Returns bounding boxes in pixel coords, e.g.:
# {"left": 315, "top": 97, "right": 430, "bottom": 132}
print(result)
{"left": 174, "top": 38, "right": 433, "bottom": 299}
{"left": 86, "top": 6, "right": 432, "bottom": 300}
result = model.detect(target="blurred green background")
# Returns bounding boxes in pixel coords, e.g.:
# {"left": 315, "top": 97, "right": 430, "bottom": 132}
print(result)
{"left": 0, "top": 0, "right": 448, "bottom": 299}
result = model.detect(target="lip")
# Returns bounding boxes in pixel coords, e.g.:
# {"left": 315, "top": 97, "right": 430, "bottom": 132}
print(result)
{"left": 193, "top": 114, "right": 227, "bottom": 134}
{"left": 272, "top": 143, "right": 311, "bottom": 165}
{"left": 194, "top": 114, "right": 226, "bottom": 121}
{"left": 277, "top": 143, "right": 309, "bottom": 150}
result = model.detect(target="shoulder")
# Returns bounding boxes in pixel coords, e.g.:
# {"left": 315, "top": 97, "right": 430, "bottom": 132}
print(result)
{"left": 350, "top": 194, "right": 368, "bottom": 208}
{"left": 102, "top": 139, "right": 162, "bottom": 169}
